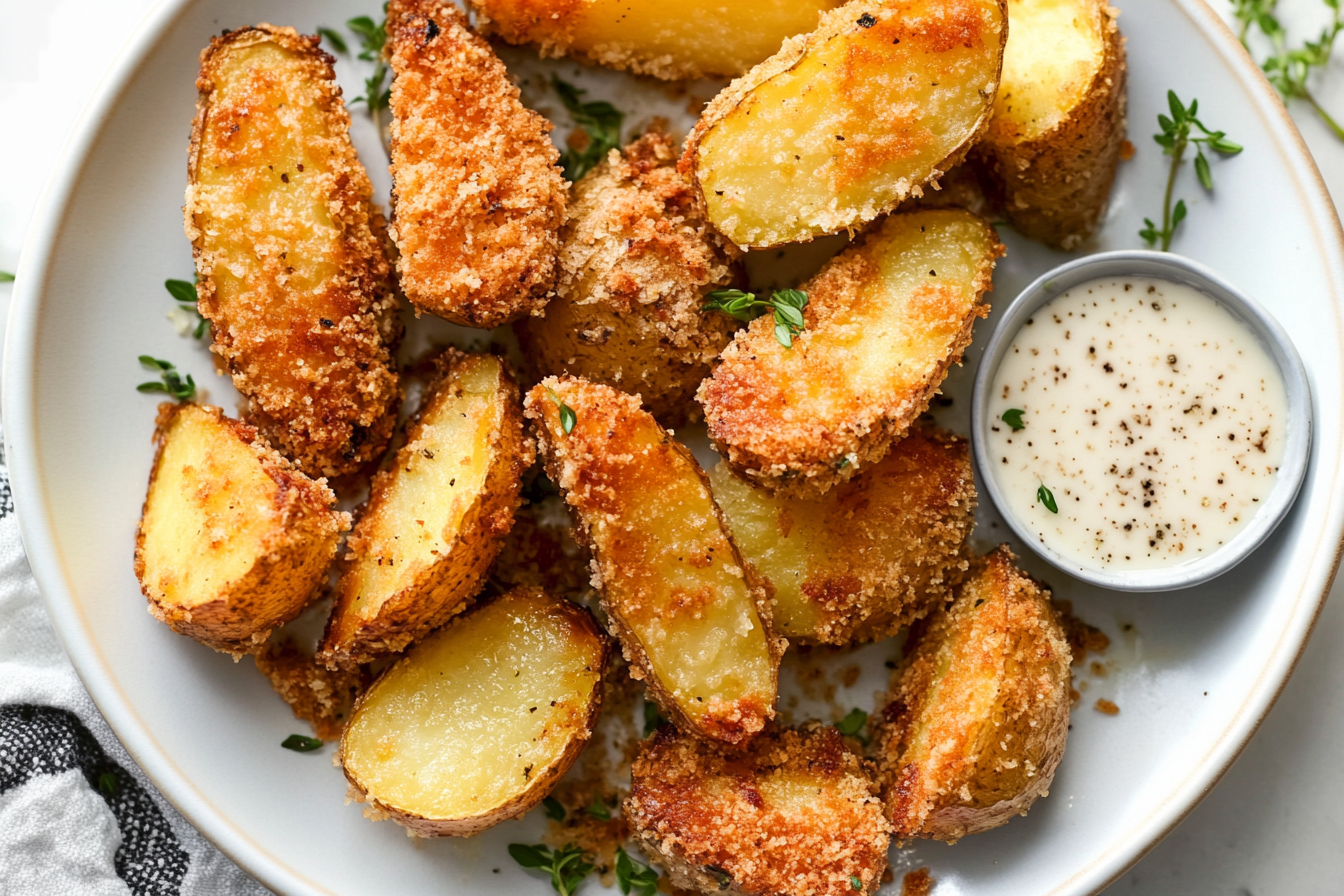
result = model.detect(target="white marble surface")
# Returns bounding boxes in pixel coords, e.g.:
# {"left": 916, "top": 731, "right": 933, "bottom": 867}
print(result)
{"left": 1, "top": 0, "right": 1341, "bottom": 892}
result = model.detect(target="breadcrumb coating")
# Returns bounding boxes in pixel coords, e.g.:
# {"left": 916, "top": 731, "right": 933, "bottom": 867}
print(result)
{"left": 515, "top": 130, "right": 742, "bottom": 425}
{"left": 626, "top": 724, "right": 892, "bottom": 895}
{"left": 185, "top": 25, "right": 402, "bottom": 479}
{"left": 872, "top": 546, "right": 1072, "bottom": 842}
{"left": 387, "top": 0, "right": 566, "bottom": 328}
{"left": 255, "top": 637, "right": 368, "bottom": 740}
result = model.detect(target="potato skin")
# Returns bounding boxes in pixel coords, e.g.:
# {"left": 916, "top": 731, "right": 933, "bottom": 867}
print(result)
{"left": 971, "top": 0, "right": 1127, "bottom": 248}
{"left": 387, "top": 0, "right": 566, "bottom": 327}
{"left": 514, "top": 131, "right": 742, "bottom": 426}
{"left": 185, "top": 25, "right": 401, "bottom": 478}
{"left": 871, "top": 546, "right": 1072, "bottom": 842}
{"left": 341, "top": 589, "right": 610, "bottom": 836}
{"left": 134, "top": 403, "right": 348, "bottom": 657}
{"left": 320, "top": 351, "right": 534, "bottom": 667}
{"left": 627, "top": 724, "right": 891, "bottom": 896}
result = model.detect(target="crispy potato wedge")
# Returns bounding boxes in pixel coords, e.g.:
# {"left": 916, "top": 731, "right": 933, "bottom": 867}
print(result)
{"left": 255, "top": 638, "right": 369, "bottom": 740}
{"left": 320, "top": 351, "right": 533, "bottom": 666}
{"left": 627, "top": 724, "right": 891, "bottom": 895}
{"left": 387, "top": 0, "right": 567, "bottom": 328}
{"left": 699, "top": 209, "right": 1002, "bottom": 498}
{"left": 135, "top": 403, "right": 348, "bottom": 657}
{"left": 972, "top": 0, "right": 1127, "bottom": 248}
{"left": 469, "top": 0, "right": 845, "bottom": 80}
{"left": 682, "top": 0, "right": 1007, "bottom": 248}
{"left": 709, "top": 426, "right": 974, "bottom": 645}
{"left": 525, "top": 377, "right": 784, "bottom": 745}
{"left": 514, "top": 131, "right": 743, "bottom": 425}
{"left": 186, "top": 25, "right": 401, "bottom": 478}
{"left": 341, "top": 588, "right": 609, "bottom": 836}
{"left": 872, "top": 546, "right": 1072, "bottom": 842}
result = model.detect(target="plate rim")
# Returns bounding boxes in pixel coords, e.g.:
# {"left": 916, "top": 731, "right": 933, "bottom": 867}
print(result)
{"left": 4, "top": 0, "right": 1343, "bottom": 894}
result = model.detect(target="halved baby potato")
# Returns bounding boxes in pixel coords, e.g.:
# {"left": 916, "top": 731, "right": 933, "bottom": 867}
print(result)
{"left": 709, "top": 426, "right": 975, "bottom": 645}
{"left": 134, "top": 403, "right": 348, "bottom": 657}
{"left": 320, "top": 351, "right": 533, "bottom": 667}
{"left": 972, "top": 0, "right": 1127, "bottom": 248}
{"left": 626, "top": 724, "right": 892, "bottom": 895}
{"left": 682, "top": 0, "right": 1008, "bottom": 248}
{"left": 871, "top": 546, "right": 1072, "bottom": 842}
{"left": 699, "top": 208, "right": 1003, "bottom": 497}
{"left": 468, "top": 0, "right": 845, "bottom": 80}
{"left": 525, "top": 377, "right": 784, "bottom": 745}
{"left": 341, "top": 588, "right": 609, "bottom": 837}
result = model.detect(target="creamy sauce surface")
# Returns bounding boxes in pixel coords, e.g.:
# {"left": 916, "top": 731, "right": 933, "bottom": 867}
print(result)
{"left": 988, "top": 276, "right": 1287, "bottom": 571}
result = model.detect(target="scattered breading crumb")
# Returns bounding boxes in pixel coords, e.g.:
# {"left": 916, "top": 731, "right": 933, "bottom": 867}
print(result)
{"left": 1094, "top": 698, "right": 1120, "bottom": 716}
{"left": 901, "top": 867, "right": 935, "bottom": 896}
{"left": 255, "top": 638, "right": 368, "bottom": 740}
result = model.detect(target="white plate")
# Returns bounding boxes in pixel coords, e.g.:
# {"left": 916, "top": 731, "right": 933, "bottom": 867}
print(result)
{"left": 5, "top": 1, "right": 1343, "bottom": 894}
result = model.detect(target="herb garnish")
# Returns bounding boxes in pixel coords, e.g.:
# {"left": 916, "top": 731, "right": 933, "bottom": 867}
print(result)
{"left": 1037, "top": 484, "right": 1059, "bottom": 514}
{"left": 542, "top": 795, "right": 566, "bottom": 821}
{"left": 642, "top": 700, "right": 667, "bottom": 736}
{"left": 0, "top": 271, "right": 13, "bottom": 283}
{"left": 280, "top": 734, "right": 323, "bottom": 752}
{"left": 551, "top": 76, "right": 624, "bottom": 181}
{"left": 703, "top": 288, "right": 809, "bottom": 348}
{"left": 97, "top": 771, "right": 119, "bottom": 795}
{"left": 1002, "top": 408, "right": 1026, "bottom": 431}
{"left": 317, "top": 26, "right": 349, "bottom": 55}
{"left": 320, "top": 9, "right": 391, "bottom": 151}
{"left": 616, "top": 848, "right": 659, "bottom": 896}
{"left": 586, "top": 795, "right": 611, "bottom": 821}
{"left": 165, "top": 277, "right": 209, "bottom": 338}
{"left": 545, "top": 386, "right": 577, "bottom": 434}
{"left": 1139, "top": 91, "right": 1242, "bottom": 251}
{"left": 137, "top": 356, "right": 197, "bottom": 402}
{"left": 1234, "top": 0, "right": 1344, "bottom": 140}
{"left": 850, "top": 874, "right": 864, "bottom": 891}
{"left": 508, "top": 843, "right": 594, "bottom": 896}
{"left": 834, "top": 707, "right": 869, "bottom": 746}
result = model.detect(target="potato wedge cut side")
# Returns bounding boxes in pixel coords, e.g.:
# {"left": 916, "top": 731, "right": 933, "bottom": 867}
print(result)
{"left": 972, "top": 0, "right": 1127, "bottom": 248}
{"left": 872, "top": 546, "right": 1072, "bottom": 842}
{"left": 469, "top": 0, "right": 845, "bottom": 80}
{"left": 186, "top": 25, "right": 401, "bottom": 478}
{"left": 525, "top": 377, "right": 784, "bottom": 745}
{"left": 514, "top": 130, "right": 743, "bottom": 426}
{"left": 341, "top": 588, "right": 609, "bottom": 836}
{"left": 387, "top": 0, "right": 567, "bottom": 327}
{"left": 134, "top": 403, "right": 348, "bottom": 656}
{"left": 709, "top": 426, "right": 975, "bottom": 645}
{"left": 320, "top": 351, "right": 533, "bottom": 666}
{"left": 699, "top": 209, "right": 1002, "bottom": 497}
{"left": 627, "top": 724, "right": 891, "bottom": 895}
{"left": 683, "top": 0, "right": 1007, "bottom": 248}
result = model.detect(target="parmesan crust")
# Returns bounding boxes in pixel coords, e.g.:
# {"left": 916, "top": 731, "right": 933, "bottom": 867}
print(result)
{"left": 386, "top": 0, "right": 567, "bottom": 328}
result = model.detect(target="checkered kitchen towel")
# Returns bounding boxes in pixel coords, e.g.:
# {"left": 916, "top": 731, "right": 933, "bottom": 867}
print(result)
{"left": 0, "top": 436, "right": 271, "bottom": 896}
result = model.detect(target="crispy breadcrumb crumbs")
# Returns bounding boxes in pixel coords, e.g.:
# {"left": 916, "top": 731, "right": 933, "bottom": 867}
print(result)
{"left": 255, "top": 638, "right": 369, "bottom": 740}
{"left": 387, "top": 0, "right": 566, "bottom": 328}
{"left": 901, "top": 867, "right": 934, "bottom": 896}
{"left": 627, "top": 724, "right": 891, "bottom": 896}
{"left": 1094, "top": 698, "right": 1120, "bottom": 716}
{"left": 515, "top": 129, "right": 742, "bottom": 425}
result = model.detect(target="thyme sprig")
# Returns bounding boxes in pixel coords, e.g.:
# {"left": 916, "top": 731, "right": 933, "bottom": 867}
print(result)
{"left": 508, "top": 843, "right": 594, "bottom": 896}
{"left": 1233, "top": 0, "right": 1344, "bottom": 140}
{"left": 321, "top": 8, "right": 391, "bottom": 151}
{"left": 545, "top": 386, "right": 577, "bottom": 434}
{"left": 551, "top": 76, "right": 624, "bottom": 181}
{"left": 703, "top": 288, "right": 809, "bottom": 348}
{"left": 834, "top": 707, "right": 870, "bottom": 746}
{"left": 165, "top": 277, "right": 209, "bottom": 338}
{"left": 542, "top": 796, "right": 566, "bottom": 821}
{"left": 616, "top": 848, "right": 659, "bottom": 896}
{"left": 137, "top": 356, "right": 197, "bottom": 402}
{"left": 1139, "top": 91, "right": 1242, "bottom": 251}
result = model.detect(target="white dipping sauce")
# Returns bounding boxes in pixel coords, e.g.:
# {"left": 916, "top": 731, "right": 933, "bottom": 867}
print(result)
{"left": 988, "top": 276, "right": 1287, "bottom": 571}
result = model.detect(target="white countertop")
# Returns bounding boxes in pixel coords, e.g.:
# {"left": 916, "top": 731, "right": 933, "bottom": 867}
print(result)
{"left": 2, "top": 0, "right": 1341, "bottom": 892}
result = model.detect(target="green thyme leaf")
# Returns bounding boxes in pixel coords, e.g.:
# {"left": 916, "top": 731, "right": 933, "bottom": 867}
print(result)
{"left": 551, "top": 76, "right": 625, "bottom": 181}
{"left": 616, "top": 848, "right": 659, "bottom": 896}
{"left": 1141, "top": 90, "right": 1240, "bottom": 250}
{"left": 586, "top": 796, "right": 611, "bottom": 821}
{"left": 137, "top": 356, "right": 197, "bottom": 402}
{"left": 97, "top": 771, "right": 119, "bottom": 795}
{"left": 0, "top": 271, "right": 14, "bottom": 283}
{"left": 343, "top": 13, "right": 390, "bottom": 116}
{"left": 542, "top": 796, "right": 566, "bottom": 821}
{"left": 545, "top": 386, "right": 577, "bottom": 434}
{"left": 509, "top": 843, "right": 594, "bottom": 896}
{"left": 851, "top": 874, "right": 864, "bottom": 891}
{"left": 165, "top": 279, "right": 197, "bottom": 304}
{"left": 836, "top": 456, "right": 851, "bottom": 470}
{"left": 1037, "top": 484, "right": 1059, "bottom": 514}
{"left": 1235, "top": 0, "right": 1344, "bottom": 141}
{"left": 643, "top": 700, "right": 666, "bottom": 736}
{"left": 702, "top": 287, "right": 809, "bottom": 349}
{"left": 834, "top": 707, "right": 869, "bottom": 746}
{"left": 1002, "top": 408, "right": 1026, "bottom": 431}
{"left": 280, "top": 734, "right": 323, "bottom": 752}
{"left": 317, "top": 27, "right": 349, "bottom": 54}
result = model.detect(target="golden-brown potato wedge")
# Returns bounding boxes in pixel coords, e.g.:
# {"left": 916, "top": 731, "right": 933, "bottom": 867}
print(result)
{"left": 525, "top": 377, "right": 784, "bottom": 745}
{"left": 186, "top": 25, "right": 401, "bottom": 478}
{"left": 871, "top": 546, "right": 1072, "bottom": 842}
{"left": 135, "top": 403, "right": 348, "bottom": 657}
{"left": 255, "top": 638, "right": 369, "bottom": 740}
{"left": 387, "top": 0, "right": 567, "bottom": 328}
{"left": 469, "top": 0, "right": 845, "bottom": 80}
{"left": 320, "top": 351, "right": 533, "bottom": 666}
{"left": 514, "top": 130, "right": 743, "bottom": 425}
{"left": 699, "top": 209, "right": 1002, "bottom": 497}
{"left": 627, "top": 724, "right": 891, "bottom": 895}
{"left": 341, "top": 588, "right": 609, "bottom": 836}
{"left": 709, "top": 426, "right": 975, "bottom": 645}
{"left": 971, "top": 0, "right": 1127, "bottom": 248}
{"left": 681, "top": 0, "right": 1008, "bottom": 248}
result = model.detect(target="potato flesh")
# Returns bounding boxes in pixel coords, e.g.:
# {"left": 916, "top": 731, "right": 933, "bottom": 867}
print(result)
{"left": 995, "top": 0, "right": 1103, "bottom": 141}
{"left": 695, "top": 0, "right": 1005, "bottom": 246}
{"left": 140, "top": 405, "right": 278, "bottom": 608}
{"left": 346, "top": 358, "right": 500, "bottom": 616}
{"left": 342, "top": 591, "right": 602, "bottom": 821}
